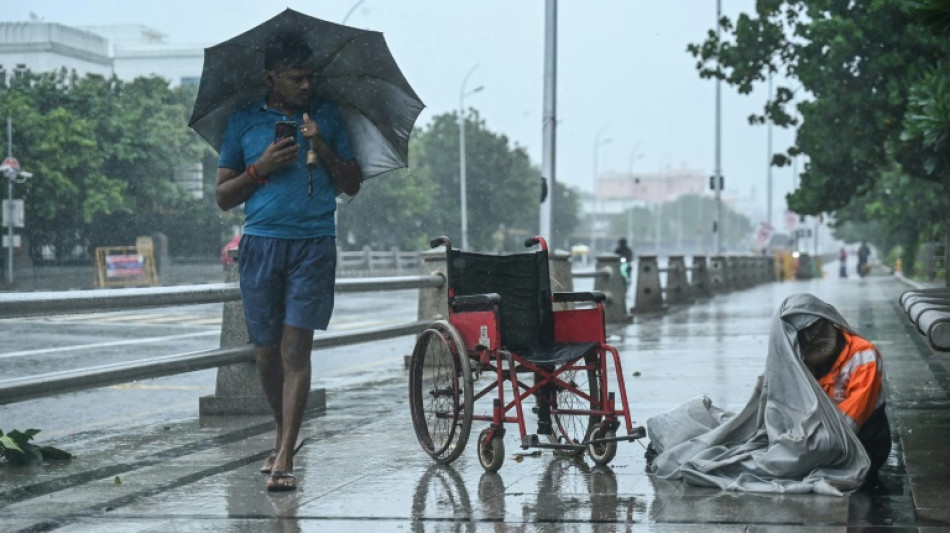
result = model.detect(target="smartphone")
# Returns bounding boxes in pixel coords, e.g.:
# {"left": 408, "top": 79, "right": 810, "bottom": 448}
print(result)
{"left": 274, "top": 121, "right": 297, "bottom": 144}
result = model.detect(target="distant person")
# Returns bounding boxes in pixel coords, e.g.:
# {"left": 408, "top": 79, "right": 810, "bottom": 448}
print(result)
{"left": 798, "top": 315, "right": 891, "bottom": 484}
{"left": 839, "top": 247, "right": 848, "bottom": 278}
{"left": 857, "top": 241, "right": 871, "bottom": 277}
{"left": 613, "top": 238, "right": 633, "bottom": 285}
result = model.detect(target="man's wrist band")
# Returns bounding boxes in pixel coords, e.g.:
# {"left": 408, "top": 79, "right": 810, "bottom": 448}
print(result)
{"left": 247, "top": 163, "right": 267, "bottom": 184}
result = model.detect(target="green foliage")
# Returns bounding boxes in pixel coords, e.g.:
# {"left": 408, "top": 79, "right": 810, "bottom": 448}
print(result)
{"left": 0, "top": 69, "right": 219, "bottom": 262}
{"left": 339, "top": 110, "right": 571, "bottom": 252}
{"left": 690, "top": 0, "right": 950, "bottom": 276}
{"left": 0, "top": 428, "right": 72, "bottom": 466}
{"left": 688, "top": 0, "right": 949, "bottom": 215}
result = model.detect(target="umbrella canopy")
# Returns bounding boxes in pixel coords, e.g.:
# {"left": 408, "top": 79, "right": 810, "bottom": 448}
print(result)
{"left": 188, "top": 8, "right": 424, "bottom": 179}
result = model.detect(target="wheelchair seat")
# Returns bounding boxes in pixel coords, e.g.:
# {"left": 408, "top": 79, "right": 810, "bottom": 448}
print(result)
{"left": 446, "top": 248, "right": 592, "bottom": 363}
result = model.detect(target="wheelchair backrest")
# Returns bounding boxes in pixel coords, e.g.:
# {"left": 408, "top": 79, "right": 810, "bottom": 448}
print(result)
{"left": 446, "top": 249, "right": 554, "bottom": 353}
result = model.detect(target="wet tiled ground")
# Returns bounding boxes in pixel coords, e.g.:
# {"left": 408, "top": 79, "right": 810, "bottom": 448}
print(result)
{"left": 2, "top": 274, "right": 949, "bottom": 531}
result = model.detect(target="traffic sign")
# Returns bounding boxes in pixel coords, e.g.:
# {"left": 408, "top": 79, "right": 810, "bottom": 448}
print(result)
{"left": 2, "top": 199, "right": 24, "bottom": 227}
{"left": 2, "top": 234, "right": 20, "bottom": 248}
{"left": 0, "top": 157, "right": 20, "bottom": 179}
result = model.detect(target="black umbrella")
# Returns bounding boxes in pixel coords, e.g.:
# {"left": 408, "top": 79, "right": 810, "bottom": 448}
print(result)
{"left": 188, "top": 8, "right": 424, "bottom": 179}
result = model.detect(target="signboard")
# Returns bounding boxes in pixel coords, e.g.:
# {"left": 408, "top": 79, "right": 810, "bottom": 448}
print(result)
{"left": 2, "top": 199, "right": 24, "bottom": 228}
{"left": 2, "top": 234, "right": 20, "bottom": 248}
{"left": 784, "top": 210, "right": 799, "bottom": 231}
{"left": 105, "top": 254, "right": 146, "bottom": 278}
{"left": 0, "top": 156, "right": 20, "bottom": 179}
{"left": 755, "top": 222, "right": 774, "bottom": 249}
{"left": 94, "top": 245, "right": 158, "bottom": 287}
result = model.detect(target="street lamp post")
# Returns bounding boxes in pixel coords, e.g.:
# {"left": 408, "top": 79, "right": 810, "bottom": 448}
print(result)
{"left": 342, "top": 0, "right": 366, "bottom": 24}
{"left": 655, "top": 155, "right": 669, "bottom": 255}
{"left": 627, "top": 147, "right": 643, "bottom": 247}
{"left": 459, "top": 65, "right": 483, "bottom": 250}
{"left": 589, "top": 126, "right": 611, "bottom": 254}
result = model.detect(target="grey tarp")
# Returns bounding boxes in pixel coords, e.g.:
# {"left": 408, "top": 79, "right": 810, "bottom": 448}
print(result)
{"left": 646, "top": 293, "right": 870, "bottom": 495}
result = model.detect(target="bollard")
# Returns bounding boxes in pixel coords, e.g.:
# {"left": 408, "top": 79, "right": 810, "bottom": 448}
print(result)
{"left": 200, "top": 249, "right": 326, "bottom": 416}
{"left": 690, "top": 255, "right": 712, "bottom": 298}
{"left": 662, "top": 256, "right": 690, "bottom": 305}
{"left": 709, "top": 256, "right": 728, "bottom": 293}
{"left": 418, "top": 248, "right": 449, "bottom": 322}
{"left": 633, "top": 255, "right": 664, "bottom": 312}
{"left": 594, "top": 254, "right": 631, "bottom": 323}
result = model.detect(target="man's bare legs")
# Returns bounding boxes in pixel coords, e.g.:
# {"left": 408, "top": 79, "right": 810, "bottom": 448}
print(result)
{"left": 257, "top": 324, "right": 314, "bottom": 474}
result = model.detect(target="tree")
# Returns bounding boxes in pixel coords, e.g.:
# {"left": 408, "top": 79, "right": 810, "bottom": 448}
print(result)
{"left": 687, "top": 0, "right": 949, "bottom": 215}
{"left": 0, "top": 69, "right": 219, "bottom": 262}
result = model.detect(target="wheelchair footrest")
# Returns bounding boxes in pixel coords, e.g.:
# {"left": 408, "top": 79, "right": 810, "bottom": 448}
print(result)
{"left": 521, "top": 434, "right": 585, "bottom": 451}
{"left": 587, "top": 426, "right": 647, "bottom": 446}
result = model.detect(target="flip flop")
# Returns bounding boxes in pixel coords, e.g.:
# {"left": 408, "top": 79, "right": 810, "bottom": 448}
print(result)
{"left": 266, "top": 470, "right": 297, "bottom": 492}
{"left": 260, "top": 437, "right": 308, "bottom": 474}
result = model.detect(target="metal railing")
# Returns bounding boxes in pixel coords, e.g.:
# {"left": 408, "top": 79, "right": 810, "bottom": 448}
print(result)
{"left": 0, "top": 249, "right": 779, "bottom": 406}
{"left": 0, "top": 274, "right": 443, "bottom": 406}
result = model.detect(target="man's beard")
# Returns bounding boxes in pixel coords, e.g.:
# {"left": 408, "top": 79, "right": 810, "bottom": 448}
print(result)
{"left": 802, "top": 325, "right": 840, "bottom": 377}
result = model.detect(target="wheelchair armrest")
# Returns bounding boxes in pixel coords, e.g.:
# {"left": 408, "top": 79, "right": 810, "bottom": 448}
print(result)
{"left": 553, "top": 291, "right": 607, "bottom": 303}
{"left": 450, "top": 293, "right": 501, "bottom": 312}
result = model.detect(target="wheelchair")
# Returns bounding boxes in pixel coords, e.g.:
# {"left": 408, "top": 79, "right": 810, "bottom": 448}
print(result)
{"left": 408, "top": 235, "right": 645, "bottom": 472}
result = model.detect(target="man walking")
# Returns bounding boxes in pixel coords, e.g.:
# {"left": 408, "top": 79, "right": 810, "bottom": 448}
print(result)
{"left": 215, "top": 34, "right": 362, "bottom": 491}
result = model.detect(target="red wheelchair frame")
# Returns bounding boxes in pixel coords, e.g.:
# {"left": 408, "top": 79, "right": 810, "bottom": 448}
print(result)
{"left": 408, "top": 235, "right": 645, "bottom": 472}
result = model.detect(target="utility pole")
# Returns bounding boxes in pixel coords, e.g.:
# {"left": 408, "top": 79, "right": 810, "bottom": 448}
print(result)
{"left": 540, "top": 0, "right": 557, "bottom": 245}
{"left": 714, "top": 0, "right": 723, "bottom": 255}
{"left": 2, "top": 117, "right": 32, "bottom": 284}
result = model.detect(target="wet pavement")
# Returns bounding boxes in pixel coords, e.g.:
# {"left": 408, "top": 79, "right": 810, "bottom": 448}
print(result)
{"left": 2, "top": 272, "right": 949, "bottom": 531}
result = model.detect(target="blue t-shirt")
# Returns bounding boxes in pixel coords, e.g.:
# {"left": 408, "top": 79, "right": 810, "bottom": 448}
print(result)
{"left": 217, "top": 97, "right": 355, "bottom": 239}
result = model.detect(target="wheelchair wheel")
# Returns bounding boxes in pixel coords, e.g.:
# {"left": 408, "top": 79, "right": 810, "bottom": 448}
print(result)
{"left": 409, "top": 321, "right": 473, "bottom": 465}
{"left": 477, "top": 428, "right": 505, "bottom": 472}
{"left": 587, "top": 422, "right": 617, "bottom": 466}
{"left": 546, "top": 359, "right": 601, "bottom": 455}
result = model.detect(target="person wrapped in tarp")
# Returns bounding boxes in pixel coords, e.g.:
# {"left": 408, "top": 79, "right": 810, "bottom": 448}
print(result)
{"left": 645, "top": 292, "right": 890, "bottom": 495}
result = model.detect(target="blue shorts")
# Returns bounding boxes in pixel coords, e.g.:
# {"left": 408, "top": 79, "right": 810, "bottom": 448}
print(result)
{"left": 238, "top": 235, "right": 336, "bottom": 346}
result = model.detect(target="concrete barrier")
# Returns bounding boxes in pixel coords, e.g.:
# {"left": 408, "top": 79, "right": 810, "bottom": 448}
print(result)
{"left": 709, "top": 256, "right": 727, "bottom": 293}
{"left": 689, "top": 255, "right": 712, "bottom": 298}
{"left": 633, "top": 255, "right": 664, "bottom": 313}
{"left": 662, "top": 256, "right": 690, "bottom": 305}
{"left": 593, "top": 254, "right": 630, "bottom": 323}
{"left": 199, "top": 253, "right": 325, "bottom": 416}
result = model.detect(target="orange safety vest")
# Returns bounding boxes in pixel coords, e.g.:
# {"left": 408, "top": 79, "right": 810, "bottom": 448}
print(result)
{"left": 816, "top": 330, "right": 885, "bottom": 431}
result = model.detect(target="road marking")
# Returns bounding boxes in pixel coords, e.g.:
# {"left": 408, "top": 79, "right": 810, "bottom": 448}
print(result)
{"left": 0, "top": 331, "right": 219, "bottom": 359}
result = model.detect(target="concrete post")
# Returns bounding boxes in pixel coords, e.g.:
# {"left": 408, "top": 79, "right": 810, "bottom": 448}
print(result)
{"left": 709, "top": 255, "right": 727, "bottom": 293}
{"left": 418, "top": 248, "right": 449, "bottom": 321}
{"left": 633, "top": 255, "right": 664, "bottom": 313}
{"left": 594, "top": 254, "right": 630, "bottom": 323}
{"left": 663, "top": 256, "right": 690, "bottom": 305}
{"left": 199, "top": 249, "right": 326, "bottom": 416}
{"left": 690, "top": 255, "right": 712, "bottom": 298}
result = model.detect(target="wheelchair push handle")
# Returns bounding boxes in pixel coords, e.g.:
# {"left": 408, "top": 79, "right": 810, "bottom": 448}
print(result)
{"left": 523, "top": 236, "right": 548, "bottom": 251}
{"left": 430, "top": 236, "right": 452, "bottom": 250}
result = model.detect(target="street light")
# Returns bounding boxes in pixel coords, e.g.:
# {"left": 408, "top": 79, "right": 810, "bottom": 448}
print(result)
{"left": 459, "top": 65, "right": 483, "bottom": 250}
{"left": 655, "top": 154, "right": 670, "bottom": 255}
{"left": 342, "top": 0, "right": 366, "bottom": 24}
{"left": 589, "top": 126, "right": 611, "bottom": 253}
{"left": 627, "top": 147, "right": 643, "bottom": 247}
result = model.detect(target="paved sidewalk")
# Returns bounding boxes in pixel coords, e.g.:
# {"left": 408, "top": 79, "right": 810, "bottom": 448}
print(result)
{"left": 1, "top": 273, "right": 948, "bottom": 531}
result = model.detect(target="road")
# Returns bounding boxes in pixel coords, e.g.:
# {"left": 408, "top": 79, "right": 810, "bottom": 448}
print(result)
{"left": 0, "top": 289, "right": 419, "bottom": 440}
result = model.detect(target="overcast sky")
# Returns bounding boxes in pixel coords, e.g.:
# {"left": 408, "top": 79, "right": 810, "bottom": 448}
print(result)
{"left": 15, "top": 1, "right": 800, "bottom": 228}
